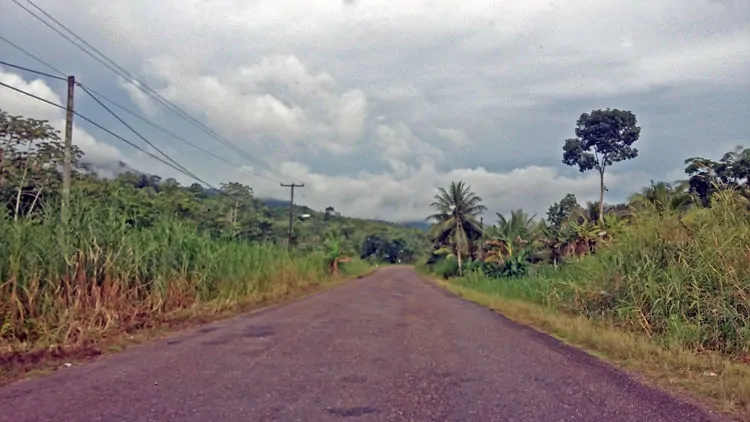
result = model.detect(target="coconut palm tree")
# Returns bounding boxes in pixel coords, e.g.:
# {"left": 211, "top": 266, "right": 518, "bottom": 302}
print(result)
{"left": 628, "top": 180, "right": 694, "bottom": 214}
{"left": 577, "top": 200, "right": 601, "bottom": 223}
{"left": 487, "top": 209, "right": 536, "bottom": 259}
{"left": 427, "top": 181, "right": 487, "bottom": 275}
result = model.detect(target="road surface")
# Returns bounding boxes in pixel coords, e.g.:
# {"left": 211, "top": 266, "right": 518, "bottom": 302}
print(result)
{"left": 0, "top": 267, "right": 725, "bottom": 421}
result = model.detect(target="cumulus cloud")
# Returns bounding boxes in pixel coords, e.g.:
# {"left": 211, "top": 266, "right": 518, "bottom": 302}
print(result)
{"left": 117, "top": 77, "right": 159, "bottom": 117}
{"left": 0, "top": 69, "right": 207, "bottom": 186}
{"left": 0, "top": 68, "right": 125, "bottom": 165}
{"left": 1, "top": 0, "right": 748, "bottom": 222}
{"left": 136, "top": 54, "right": 370, "bottom": 158}
{"left": 273, "top": 161, "right": 652, "bottom": 222}
{"left": 435, "top": 128, "right": 470, "bottom": 147}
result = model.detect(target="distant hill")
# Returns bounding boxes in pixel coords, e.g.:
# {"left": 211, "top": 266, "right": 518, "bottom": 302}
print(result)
{"left": 260, "top": 197, "right": 315, "bottom": 215}
{"left": 262, "top": 198, "right": 290, "bottom": 208}
{"left": 79, "top": 160, "right": 137, "bottom": 179}
{"left": 400, "top": 220, "right": 431, "bottom": 231}
{"left": 262, "top": 198, "right": 432, "bottom": 230}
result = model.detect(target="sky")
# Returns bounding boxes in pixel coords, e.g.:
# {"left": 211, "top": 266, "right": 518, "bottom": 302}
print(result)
{"left": 1, "top": 0, "right": 748, "bottom": 222}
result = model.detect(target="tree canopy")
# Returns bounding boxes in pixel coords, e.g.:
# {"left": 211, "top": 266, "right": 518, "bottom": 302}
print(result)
{"left": 685, "top": 146, "right": 750, "bottom": 206}
{"left": 562, "top": 108, "right": 641, "bottom": 222}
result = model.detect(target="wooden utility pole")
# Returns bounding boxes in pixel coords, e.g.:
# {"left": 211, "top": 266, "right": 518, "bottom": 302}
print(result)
{"left": 280, "top": 182, "right": 304, "bottom": 247}
{"left": 61, "top": 75, "right": 75, "bottom": 223}
{"left": 478, "top": 216, "right": 484, "bottom": 261}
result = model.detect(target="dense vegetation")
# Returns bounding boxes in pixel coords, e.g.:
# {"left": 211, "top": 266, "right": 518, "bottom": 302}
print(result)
{"left": 0, "top": 108, "right": 427, "bottom": 358}
{"left": 423, "top": 108, "right": 750, "bottom": 358}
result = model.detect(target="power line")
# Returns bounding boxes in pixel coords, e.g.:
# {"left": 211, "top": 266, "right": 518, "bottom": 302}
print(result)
{"left": 80, "top": 85, "right": 277, "bottom": 186}
{"left": 22, "top": 0, "right": 302, "bottom": 184}
{"left": 0, "top": 39, "right": 282, "bottom": 182}
{"left": 0, "top": 36, "right": 283, "bottom": 183}
{"left": 0, "top": 79, "right": 218, "bottom": 190}
{"left": 11, "top": 0, "right": 132, "bottom": 80}
{"left": 13, "top": 0, "right": 303, "bottom": 184}
{"left": 1, "top": 79, "right": 272, "bottom": 204}
{"left": 0, "top": 59, "right": 66, "bottom": 81}
{"left": 78, "top": 84, "right": 201, "bottom": 182}
{"left": 0, "top": 32, "right": 67, "bottom": 77}
{"left": 0, "top": 55, "right": 207, "bottom": 181}
{"left": 78, "top": 83, "right": 279, "bottom": 183}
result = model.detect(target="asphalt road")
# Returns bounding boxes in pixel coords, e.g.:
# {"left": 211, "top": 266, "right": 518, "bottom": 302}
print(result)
{"left": 0, "top": 267, "right": 726, "bottom": 421}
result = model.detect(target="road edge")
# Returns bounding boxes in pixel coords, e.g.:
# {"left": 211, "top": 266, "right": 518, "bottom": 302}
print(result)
{"left": 413, "top": 271, "right": 740, "bottom": 422}
{"left": 0, "top": 266, "right": 382, "bottom": 387}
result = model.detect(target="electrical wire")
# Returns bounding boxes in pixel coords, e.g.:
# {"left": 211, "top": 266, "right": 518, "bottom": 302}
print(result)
{"left": 0, "top": 79, "right": 219, "bottom": 190}
{"left": 0, "top": 59, "right": 67, "bottom": 81}
{"left": 13, "top": 0, "right": 303, "bottom": 184}
{"left": 78, "top": 84, "right": 201, "bottom": 181}
{"left": 0, "top": 36, "right": 281, "bottom": 183}
{"left": 0, "top": 32, "right": 67, "bottom": 77}
{"left": 78, "top": 83, "right": 279, "bottom": 183}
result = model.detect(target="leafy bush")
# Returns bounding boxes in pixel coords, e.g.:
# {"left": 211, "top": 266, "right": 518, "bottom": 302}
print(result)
{"left": 432, "top": 256, "right": 460, "bottom": 279}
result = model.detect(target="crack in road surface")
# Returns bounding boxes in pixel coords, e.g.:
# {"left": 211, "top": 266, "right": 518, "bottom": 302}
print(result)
{"left": 0, "top": 267, "right": 726, "bottom": 421}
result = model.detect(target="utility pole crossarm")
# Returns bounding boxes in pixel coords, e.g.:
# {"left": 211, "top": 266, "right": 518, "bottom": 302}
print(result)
{"left": 280, "top": 182, "right": 305, "bottom": 247}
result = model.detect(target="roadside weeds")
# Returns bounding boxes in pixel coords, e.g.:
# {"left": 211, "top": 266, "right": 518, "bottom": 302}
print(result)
{"left": 0, "top": 267, "right": 376, "bottom": 387}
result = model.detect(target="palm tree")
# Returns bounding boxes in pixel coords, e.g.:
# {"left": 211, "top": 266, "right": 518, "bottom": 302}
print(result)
{"left": 427, "top": 181, "right": 487, "bottom": 275}
{"left": 488, "top": 209, "right": 536, "bottom": 258}
{"left": 576, "top": 200, "right": 601, "bottom": 223}
{"left": 628, "top": 180, "right": 694, "bottom": 214}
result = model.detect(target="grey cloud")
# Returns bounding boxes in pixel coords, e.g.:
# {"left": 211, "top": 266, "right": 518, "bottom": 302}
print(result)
{"left": 0, "top": 68, "right": 128, "bottom": 166}
{"left": 0, "top": 0, "right": 748, "bottom": 221}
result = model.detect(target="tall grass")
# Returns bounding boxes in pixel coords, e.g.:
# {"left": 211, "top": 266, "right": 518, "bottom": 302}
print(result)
{"left": 457, "top": 190, "right": 750, "bottom": 356}
{"left": 0, "top": 193, "right": 365, "bottom": 355}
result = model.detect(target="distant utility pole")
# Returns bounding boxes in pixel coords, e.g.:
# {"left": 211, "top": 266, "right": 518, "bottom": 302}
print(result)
{"left": 479, "top": 216, "right": 484, "bottom": 261}
{"left": 280, "top": 182, "right": 304, "bottom": 247}
{"left": 61, "top": 75, "right": 75, "bottom": 224}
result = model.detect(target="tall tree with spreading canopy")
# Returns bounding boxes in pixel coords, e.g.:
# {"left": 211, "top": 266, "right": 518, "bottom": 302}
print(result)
{"left": 562, "top": 108, "right": 641, "bottom": 223}
{"left": 426, "top": 181, "right": 487, "bottom": 274}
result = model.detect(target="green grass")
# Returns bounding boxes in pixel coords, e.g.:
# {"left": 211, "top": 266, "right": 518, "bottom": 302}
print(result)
{"left": 0, "top": 193, "right": 369, "bottom": 358}
{"left": 456, "top": 270, "right": 552, "bottom": 303}
{"left": 431, "top": 277, "right": 750, "bottom": 417}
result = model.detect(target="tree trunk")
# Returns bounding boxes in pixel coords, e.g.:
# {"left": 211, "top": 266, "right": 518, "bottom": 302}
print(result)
{"left": 457, "top": 250, "right": 463, "bottom": 276}
{"left": 14, "top": 165, "right": 30, "bottom": 221}
{"left": 27, "top": 187, "right": 43, "bottom": 217}
{"left": 599, "top": 169, "right": 604, "bottom": 223}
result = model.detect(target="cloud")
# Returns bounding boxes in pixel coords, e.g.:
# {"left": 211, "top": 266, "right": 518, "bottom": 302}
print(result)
{"left": 275, "top": 161, "right": 652, "bottom": 222}
{"left": 0, "top": 0, "right": 748, "bottom": 222}
{"left": 376, "top": 122, "right": 443, "bottom": 176}
{"left": 435, "top": 128, "right": 470, "bottom": 147}
{"left": 0, "top": 69, "right": 205, "bottom": 186}
{"left": 0, "top": 68, "right": 125, "bottom": 165}
{"left": 137, "top": 54, "right": 370, "bottom": 158}
{"left": 118, "top": 77, "right": 159, "bottom": 117}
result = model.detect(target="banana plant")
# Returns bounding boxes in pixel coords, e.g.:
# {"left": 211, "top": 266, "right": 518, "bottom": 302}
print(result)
{"left": 323, "top": 235, "right": 351, "bottom": 277}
